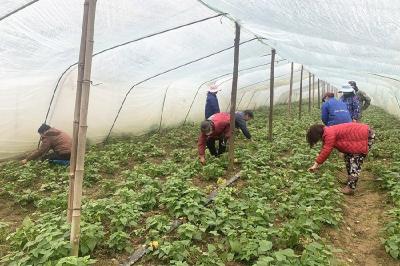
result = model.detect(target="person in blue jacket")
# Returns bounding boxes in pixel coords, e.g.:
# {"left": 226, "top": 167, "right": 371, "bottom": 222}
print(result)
{"left": 205, "top": 84, "right": 221, "bottom": 119}
{"left": 321, "top": 92, "right": 352, "bottom": 126}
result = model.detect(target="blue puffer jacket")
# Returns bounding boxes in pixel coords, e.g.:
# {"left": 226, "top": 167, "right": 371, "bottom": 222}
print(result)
{"left": 321, "top": 97, "right": 352, "bottom": 126}
{"left": 205, "top": 92, "right": 220, "bottom": 119}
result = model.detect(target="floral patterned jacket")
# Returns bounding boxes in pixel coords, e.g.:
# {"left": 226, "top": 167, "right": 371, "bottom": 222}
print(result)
{"left": 340, "top": 94, "right": 361, "bottom": 121}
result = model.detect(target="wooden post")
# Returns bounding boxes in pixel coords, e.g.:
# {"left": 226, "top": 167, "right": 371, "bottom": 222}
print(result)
{"left": 308, "top": 72, "right": 311, "bottom": 112}
{"left": 288, "top": 62, "right": 293, "bottom": 116}
{"left": 268, "top": 48, "right": 276, "bottom": 141}
{"left": 312, "top": 74, "right": 315, "bottom": 107}
{"left": 317, "top": 79, "right": 321, "bottom": 108}
{"left": 68, "top": 0, "right": 89, "bottom": 224}
{"left": 227, "top": 22, "right": 240, "bottom": 171}
{"left": 70, "top": 0, "right": 97, "bottom": 256}
{"left": 299, "top": 65, "right": 303, "bottom": 118}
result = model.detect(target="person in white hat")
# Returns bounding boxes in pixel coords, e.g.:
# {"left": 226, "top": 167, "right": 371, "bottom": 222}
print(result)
{"left": 339, "top": 84, "right": 361, "bottom": 122}
{"left": 348, "top": 81, "right": 371, "bottom": 112}
{"left": 205, "top": 84, "right": 221, "bottom": 119}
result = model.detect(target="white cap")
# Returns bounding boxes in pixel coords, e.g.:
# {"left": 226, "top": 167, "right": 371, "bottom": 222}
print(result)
{"left": 339, "top": 84, "right": 354, "bottom": 93}
{"left": 207, "top": 84, "right": 221, "bottom": 93}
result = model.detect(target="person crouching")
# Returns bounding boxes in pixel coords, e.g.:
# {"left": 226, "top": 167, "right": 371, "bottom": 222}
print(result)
{"left": 21, "top": 124, "right": 72, "bottom": 164}
{"left": 197, "top": 112, "right": 231, "bottom": 165}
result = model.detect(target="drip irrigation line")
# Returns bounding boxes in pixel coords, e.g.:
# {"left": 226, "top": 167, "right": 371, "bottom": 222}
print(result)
{"left": 43, "top": 13, "right": 226, "bottom": 124}
{"left": 123, "top": 173, "right": 241, "bottom": 266}
{"left": 104, "top": 38, "right": 257, "bottom": 142}
{"left": 0, "top": 0, "right": 39, "bottom": 22}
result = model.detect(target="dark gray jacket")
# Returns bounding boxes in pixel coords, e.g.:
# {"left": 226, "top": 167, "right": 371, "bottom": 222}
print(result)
{"left": 235, "top": 112, "right": 251, "bottom": 139}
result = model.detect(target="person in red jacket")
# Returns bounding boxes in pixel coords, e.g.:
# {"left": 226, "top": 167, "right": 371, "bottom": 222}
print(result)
{"left": 198, "top": 112, "right": 231, "bottom": 165}
{"left": 306, "top": 123, "right": 375, "bottom": 195}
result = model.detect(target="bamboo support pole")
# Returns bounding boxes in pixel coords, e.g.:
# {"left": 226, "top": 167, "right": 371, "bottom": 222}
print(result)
{"left": 227, "top": 22, "right": 240, "bottom": 171}
{"left": 68, "top": 0, "right": 89, "bottom": 224}
{"left": 317, "top": 79, "right": 321, "bottom": 109}
{"left": 299, "top": 65, "right": 303, "bottom": 118}
{"left": 268, "top": 49, "right": 276, "bottom": 141}
{"left": 70, "top": 0, "right": 97, "bottom": 256}
{"left": 288, "top": 62, "right": 293, "bottom": 116}
{"left": 308, "top": 72, "right": 311, "bottom": 112}
{"left": 312, "top": 74, "right": 315, "bottom": 107}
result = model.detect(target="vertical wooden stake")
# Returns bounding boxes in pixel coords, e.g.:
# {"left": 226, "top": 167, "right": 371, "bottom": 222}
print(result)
{"left": 288, "top": 62, "right": 293, "bottom": 116}
{"left": 317, "top": 79, "right": 321, "bottom": 109}
{"left": 228, "top": 22, "right": 240, "bottom": 171}
{"left": 70, "top": 0, "right": 97, "bottom": 256}
{"left": 308, "top": 72, "right": 311, "bottom": 112}
{"left": 299, "top": 65, "right": 303, "bottom": 119}
{"left": 312, "top": 74, "right": 315, "bottom": 107}
{"left": 68, "top": 0, "right": 89, "bottom": 224}
{"left": 268, "top": 48, "right": 276, "bottom": 141}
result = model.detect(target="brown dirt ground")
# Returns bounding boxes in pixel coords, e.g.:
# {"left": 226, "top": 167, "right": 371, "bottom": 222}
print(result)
{"left": 326, "top": 170, "right": 400, "bottom": 266}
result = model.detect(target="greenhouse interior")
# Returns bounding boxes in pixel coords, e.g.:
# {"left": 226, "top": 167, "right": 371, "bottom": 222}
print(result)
{"left": 1, "top": 0, "right": 400, "bottom": 265}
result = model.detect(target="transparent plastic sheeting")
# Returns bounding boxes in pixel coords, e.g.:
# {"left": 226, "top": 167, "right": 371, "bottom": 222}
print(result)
{"left": 0, "top": 0, "right": 398, "bottom": 159}
{"left": 203, "top": 0, "right": 400, "bottom": 116}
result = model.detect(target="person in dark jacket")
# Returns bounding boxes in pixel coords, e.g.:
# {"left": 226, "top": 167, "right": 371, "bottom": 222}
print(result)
{"left": 306, "top": 123, "right": 375, "bottom": 195}
{"left": 235, "top": 110, "right": 254, "bottom": 139}
{"left": 205, "top": 84, "right": 221, "bottom": 119}
{"left": 21, "top": 124, "right": 72, "bottom": 164}
{"left": 339, "top": 85, "right": 361, "bottom": 122}
{"left": 348, "top": 81, "right": 371, "bottom": 111}
{"left": 198, "top": 112, "right": 231, "bottom": 165}
{"left": 321, "top": 92, "right": 352, "bottom": 126}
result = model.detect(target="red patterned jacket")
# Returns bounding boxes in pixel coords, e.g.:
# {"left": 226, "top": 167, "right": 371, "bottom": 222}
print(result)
{"left": 198, "top": 112, "right": 231, "bottom": 156}
{"left": 316, "top": 123, "right": 370, "bottom": 164}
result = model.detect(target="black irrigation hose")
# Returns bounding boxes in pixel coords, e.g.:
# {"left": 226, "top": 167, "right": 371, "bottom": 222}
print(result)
{"left": 104, "top": 38, "right": 258, "bottom": 142}
{"left": 123, "top": 173, "right": 241, "bottom": 266}
{"left": 43, "top": 13, "right": 227, "bottom": 124}
{"left": 0, "top": 0, "right": 39, "bottom": 22}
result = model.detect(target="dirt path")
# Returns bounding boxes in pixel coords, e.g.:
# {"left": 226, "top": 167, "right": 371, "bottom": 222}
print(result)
{"left": 326, "top": 171, "right": 400, "bottom": 266}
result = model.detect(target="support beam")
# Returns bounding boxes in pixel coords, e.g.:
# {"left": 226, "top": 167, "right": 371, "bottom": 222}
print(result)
{"left": 288, "top": 62, "right": 293, "bottom": 116}
{"left": 317, "top": 79, "right": 321, "bottom": 109}
{"left": 268, "top": 48, "right": 276, "bottom": 141}
{"left": 312, "top": 74, "right": 315, "bottom": 107}
{"left": 227, "top": 22, "right": 240, "bottom": 171}
{"left": 70, "top": 0, "right": 97, "bottom": 256}
{"left": 308, "top": 72, "right": 311, "bottom": 112}
{"left": 299, "top": 65, "right": 303, "bottom": 118}
{"left": 68, "top": 0, "right": 89, "bottom": 224}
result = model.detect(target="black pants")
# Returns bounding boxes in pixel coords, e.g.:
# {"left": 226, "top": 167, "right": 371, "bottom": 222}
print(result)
{"left": 206, "top": 137, "right": 226, "bottom": 157}
{"left": 344, "top": 129, "right": 375, "bottom": 189}
{"left": 42, "top": 152, "right": 71, "bottom": 161}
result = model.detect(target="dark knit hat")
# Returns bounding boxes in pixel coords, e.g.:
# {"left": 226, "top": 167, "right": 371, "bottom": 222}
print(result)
{"left": 38, "top": 123, "right": 51, "bottom": 134}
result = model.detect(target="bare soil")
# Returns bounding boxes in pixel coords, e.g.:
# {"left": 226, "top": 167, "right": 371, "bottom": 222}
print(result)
{"left": 326, "top": 170, "right": 400, "bottom": 266}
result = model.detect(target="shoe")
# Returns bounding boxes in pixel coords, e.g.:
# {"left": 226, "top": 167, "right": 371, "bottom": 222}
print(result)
{"left": 341, "top": 185, "right": 355, "bottom": 195}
